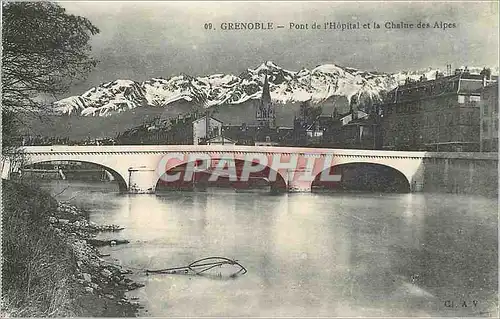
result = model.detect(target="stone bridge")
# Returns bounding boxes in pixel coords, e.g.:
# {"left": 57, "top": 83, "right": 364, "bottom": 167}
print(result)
{"left": 5, "top": 145, "right": 497, "bottom": 195}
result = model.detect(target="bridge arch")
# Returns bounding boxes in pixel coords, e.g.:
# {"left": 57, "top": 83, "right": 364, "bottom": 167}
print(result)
{"left": 311, "top": 162, "right": 410, "bottom": 193}
{"left": 22, "top": 159, "right": 129, "bottom": 192}
{"left": 155, "top": 157, "right": 287, "bottom": 193}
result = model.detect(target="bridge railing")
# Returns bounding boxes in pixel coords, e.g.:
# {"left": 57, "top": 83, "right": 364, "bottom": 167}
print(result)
{"left": 19, "top": 145, "right": 497, "bottom": 160}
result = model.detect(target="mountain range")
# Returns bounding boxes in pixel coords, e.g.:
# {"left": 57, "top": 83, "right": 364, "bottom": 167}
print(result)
{"left": 54, "top": 61, "right": 497, "bottom": 117}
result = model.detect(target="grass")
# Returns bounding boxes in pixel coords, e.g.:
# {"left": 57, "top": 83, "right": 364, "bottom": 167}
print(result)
{"left": 1, "top": 180, "right": 77, "bottom": 317}
{"left": 1, "top": 179, "right": 140, "bottom": 317}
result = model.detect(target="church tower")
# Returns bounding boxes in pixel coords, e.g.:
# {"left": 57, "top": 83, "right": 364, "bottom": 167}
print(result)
{"left": 256, "top": 71, "right": 276, "bottom": 128}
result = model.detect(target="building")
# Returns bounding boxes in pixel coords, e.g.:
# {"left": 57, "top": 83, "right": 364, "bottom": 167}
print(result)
{"left": 339, "top": 110, "right": 369, "bottom": 125}
{"left": 322, "top": 108, "right": 382, "bottom": 149}
{"left": 254, "top": 137, "right": 279, "bottom": 146}
{"left": 116, "top": 115, "right": 196, "bottom": 145}
{"left": 255, "top": 72, "right": 276, "bottom": 128}
{"left": 222, "top": 123, "right": 258, "bottom": 145}
{"left": 221, "top": 123, "right": 295, "bottom": 146}
{"left": 206, "top": 135, "right": 237, "bottom": 145}
{"left": 290, "top": 100, "right": 327, "bottom": 146}
{"left": 333, "top": 116, "right": 381, "bottom": 149}
{"left": 192, "top": 115, "right": 223, "bottom": 145}
{"left": 254, "top": 126, "right": 293, "bottom": 146}
{"left": 381, "top": 68, "right": 497, "bottom": 152}
{"left": 479, "top": 83, "right": 499, "bottom": 152}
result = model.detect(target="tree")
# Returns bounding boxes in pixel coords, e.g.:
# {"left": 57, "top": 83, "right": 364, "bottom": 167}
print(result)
{"left": 2, "top": 2, "right": 99, "bottom": 110}
{"left": 2, "top": 2, "right": 99, "bottom": 153}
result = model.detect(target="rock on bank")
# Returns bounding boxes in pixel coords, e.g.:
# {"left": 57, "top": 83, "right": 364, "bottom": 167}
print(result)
{"left": 1, "top": 180, "right": 143, "bottom": 317}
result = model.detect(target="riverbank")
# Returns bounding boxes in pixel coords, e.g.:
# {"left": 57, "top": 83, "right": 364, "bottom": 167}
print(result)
{"left": 1, "top": 180, "right": 143, "bottom": 317}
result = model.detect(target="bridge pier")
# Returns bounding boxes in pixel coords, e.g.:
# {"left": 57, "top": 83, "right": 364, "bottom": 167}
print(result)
{"left": 407, "top": 168, "right": 425, "bottom": 192}
{"left": 286, "top": 168, "right": 313, "bottom": 193}
{"left": 409, "top": 176, "right": 424, "bottom": 192}
{"left": 128, "top": 167, "right": 157, "bottom": 194}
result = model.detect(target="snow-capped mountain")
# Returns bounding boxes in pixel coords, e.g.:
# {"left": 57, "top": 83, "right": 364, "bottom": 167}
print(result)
{"left": 55, "top": 79, "right": 146, "bottom": 116}
{"left": 53, "top": 62, "right": 496, "bottom": 117}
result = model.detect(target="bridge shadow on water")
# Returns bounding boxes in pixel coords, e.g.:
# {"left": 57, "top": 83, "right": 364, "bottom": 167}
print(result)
{"left": 24, "top": 161, "right": 411, "bottom": 195}
{"left": 312, "top": 163, "right": 410, "bottom": 193}
{"left": 156, "top": 162, "right": 410, "bottom": 194}
{"left": 155, "top": 159, "right": 288, "bottom": 194}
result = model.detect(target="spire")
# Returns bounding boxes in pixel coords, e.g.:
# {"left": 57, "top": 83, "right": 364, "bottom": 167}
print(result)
{"left": 262, "top": 71, "right": 271, "bottom": 104}
{"left": 256, "top": 68, "right": 276, "bottom": 128}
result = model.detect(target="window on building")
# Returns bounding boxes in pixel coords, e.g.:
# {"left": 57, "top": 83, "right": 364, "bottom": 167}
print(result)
{"left": 441, "top": 114, "right": 446, "bottom": 126}
{"left": 483, "top": 104, "right": 489, "bottom": 116}
{"left": 470, "top": 95, "right": 480, "bottom": 102}
{"left": 458, "top": 95, "right": 465, "bottom": 104}
{"left": 483, "top": 121, "right": 489, "bottom": 133}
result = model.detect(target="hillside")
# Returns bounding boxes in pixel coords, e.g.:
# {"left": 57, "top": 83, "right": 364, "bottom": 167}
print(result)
{"left": 19, "top": 101, "right": 303, "bottom": 140}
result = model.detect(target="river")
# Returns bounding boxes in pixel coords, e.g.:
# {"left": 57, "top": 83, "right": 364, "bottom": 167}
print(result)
{"left": 38, "top": 180, "right": 498, "bottom": 317}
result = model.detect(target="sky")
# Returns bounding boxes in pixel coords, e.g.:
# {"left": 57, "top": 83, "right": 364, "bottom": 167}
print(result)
{"left": 59, "top": 1, "right": 499, "bottom": 94}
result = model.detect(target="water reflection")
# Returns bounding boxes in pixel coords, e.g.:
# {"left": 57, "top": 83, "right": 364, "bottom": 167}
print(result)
{"left": 38, "top": 181, "right": 498, "bottom": 317}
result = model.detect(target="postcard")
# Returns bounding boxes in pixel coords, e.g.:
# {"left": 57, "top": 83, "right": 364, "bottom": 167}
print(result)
{"left": 1, "top": 1, "right": 498, "bottom": 317}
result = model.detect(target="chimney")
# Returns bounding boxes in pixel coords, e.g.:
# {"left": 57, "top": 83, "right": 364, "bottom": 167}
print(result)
{"left": 350, "top": 104, "right": 357, "bottom": 120}
{"left": 480, "top": 67, "right": 491, "bottom": 87}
